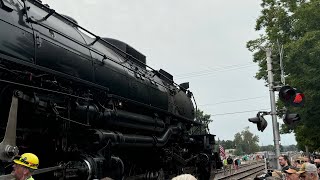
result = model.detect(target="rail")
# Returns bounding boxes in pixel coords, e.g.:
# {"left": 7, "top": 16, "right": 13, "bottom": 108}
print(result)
{"left": 215, "top": 161, "right": 265, "bottom": 180}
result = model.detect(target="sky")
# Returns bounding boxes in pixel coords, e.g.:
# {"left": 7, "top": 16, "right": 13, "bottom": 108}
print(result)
{"left": 40, "top": 0, "right": 296, "bottom": 146}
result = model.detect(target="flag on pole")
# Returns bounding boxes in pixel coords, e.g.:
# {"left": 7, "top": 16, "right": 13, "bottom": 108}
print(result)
{"left": 219, "top": 144, "right": 226, "bottom": 159}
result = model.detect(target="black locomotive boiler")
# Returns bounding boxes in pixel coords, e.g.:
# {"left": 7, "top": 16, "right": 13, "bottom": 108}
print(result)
{"left": 0, "top": 0, "right": 221, "bottom": 179}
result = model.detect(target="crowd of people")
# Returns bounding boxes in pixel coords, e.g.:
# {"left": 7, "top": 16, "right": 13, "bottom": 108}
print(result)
{"left": 255, "top": 154, "right": 319, "bottom": 180}
{"left": 218, "top": 153, "right": 320, "bottom": 180}
{"left": 222, "top": 155, "right": 241, "bottom": 175}
{"left": 7, "top": 152, "right": 320, "bottom": 180}
{"left": 7, "top": 152, "right": 201, "bottom": 180}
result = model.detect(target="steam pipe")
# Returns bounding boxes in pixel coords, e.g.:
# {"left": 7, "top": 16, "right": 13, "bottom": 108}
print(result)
{"left": 101, "top": 109, "right": 165, "bottom": 127}
{"left": 94, "top": 124, "right": 182, "bottom": 147}
{"left": 75, "top": 104, "right": 165, "bottom": 132}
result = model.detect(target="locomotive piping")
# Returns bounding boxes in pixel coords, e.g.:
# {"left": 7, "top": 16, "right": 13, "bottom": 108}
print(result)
{"left": 94, "top": 125, "right": 182, "bottom": 147}
{"left": 107, "top": 94, "right": 201, "bottom": 126}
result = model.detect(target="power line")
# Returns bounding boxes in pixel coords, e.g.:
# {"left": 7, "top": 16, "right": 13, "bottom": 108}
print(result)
{"left": 175, "top": 64, "right": 256, "bottom": 79}
{"left": 211, "top": 108, "right": 270, "bottom": 116}
{"left": 199, "top": 96, "right": 267, "bottom": 106}
{"left": 175, "top": 63, "right": 254, "bottom": 77}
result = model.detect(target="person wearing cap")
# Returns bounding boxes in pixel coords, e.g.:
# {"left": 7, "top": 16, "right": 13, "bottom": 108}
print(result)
{"left": 279, "top": 155, "right": 291, "bottom": 172}
{"left": 11, "top": 153, "right": 39, "bottom": 180}
{"left": 284, "top": 168, "right": 300, "bottom": 180}
{"left": 298, "top": 163, "right": 319, "bottom": 180}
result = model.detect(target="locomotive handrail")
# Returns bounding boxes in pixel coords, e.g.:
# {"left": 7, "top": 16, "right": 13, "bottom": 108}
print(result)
{"left": 27, "top": 0, "right": 190, "bottom": 93}
{"left": 0, "top": 78, "right": 92, "bottom": 101}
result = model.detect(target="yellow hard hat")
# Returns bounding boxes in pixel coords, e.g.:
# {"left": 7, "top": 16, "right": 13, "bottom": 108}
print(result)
{"left": 13, "top": 153, "right": 39, "bottom": 169}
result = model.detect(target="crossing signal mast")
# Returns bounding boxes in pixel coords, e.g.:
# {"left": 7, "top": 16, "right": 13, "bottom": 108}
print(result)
{"left": 248, "top": 47, "right": 305, "bottom": 169}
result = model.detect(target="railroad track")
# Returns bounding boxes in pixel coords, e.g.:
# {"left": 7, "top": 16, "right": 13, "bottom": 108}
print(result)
{"left": 215, "top": 161, "right": 261, "bottom": 174}
{"left": 215, "top": 162, "right": 265, "bottom": 180}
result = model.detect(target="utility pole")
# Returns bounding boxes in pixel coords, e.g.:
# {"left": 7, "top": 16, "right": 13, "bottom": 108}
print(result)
{"left": 266, "top": 48, "right": 281, "bottom": 169}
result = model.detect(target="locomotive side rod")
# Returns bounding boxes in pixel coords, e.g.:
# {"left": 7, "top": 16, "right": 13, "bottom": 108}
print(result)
{"left": 0, "top": 93, "right": 19, "bottom": 162}
{"left": 0, "top": 165, "right": 64, "bottom": 180}
{"left": 32, "top": 165, "right": 64, "bottom": 175}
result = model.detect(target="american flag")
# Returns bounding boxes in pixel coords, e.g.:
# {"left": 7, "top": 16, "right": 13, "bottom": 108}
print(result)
{"left": 219, "top": 145, "right": 226, "bottom": 158}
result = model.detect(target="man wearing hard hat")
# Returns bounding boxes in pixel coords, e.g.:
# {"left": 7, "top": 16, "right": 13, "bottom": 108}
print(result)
{"left": 11, "top": 153, "right": 39, "bottom": 180}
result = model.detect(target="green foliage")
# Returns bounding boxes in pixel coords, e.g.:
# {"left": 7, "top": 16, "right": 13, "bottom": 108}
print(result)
{"left": 233, "top": 127, "right": 260, "bottom": 155}
{"left": 260, "top": 145, "right": 275, "bottom": 151}
{"left": 260, "top": 144, "right": 297, "bottom": 152}
{"left": 191, "top": 109, "right": 213, "bottom": 135}
{"left": 234, "top": 147, "right": 244, "bottom": 156}
{"left": 247, "top": 0, "right": 320, "bottom": 151}
{"left": 219, "top": 140, "right": 235, "bottom": 149}
{"left": 282, "top": 144, "right": 298, "bottom": 152}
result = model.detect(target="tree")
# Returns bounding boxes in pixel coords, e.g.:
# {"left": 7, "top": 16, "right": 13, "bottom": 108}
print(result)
{"left": 283, "top": 145, "right": 298, "bottom": 152}
{"left": 191, "top": 109, "right": 213, "bottom": 134}
{"left": 247, "top": 0, "right": 320, "bottom": 152}
{"left": 233, "top": 127, "right": 259, "bottom": 155}
{"left": 260, "top": 145, "right": 275, "bottom": 152}
{"left": 220, "top": 140, "right": 235, "bottom": 149}
{"left": 260, "top": 144, "right": 297, "bottom": 152}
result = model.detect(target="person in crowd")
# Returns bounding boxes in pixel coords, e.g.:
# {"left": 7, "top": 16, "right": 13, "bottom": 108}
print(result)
{"left": 272, "top": 170, "right": 284, "bottom": 179}
{"left": 234, "top": 158, "right": 239, "bottom": 172}
{"left": 284, "top": 168, "right": 300, "bottom": 180}
{"left": 171, "top": 174, "right": 197, "bottom": 180}
{"left": 304, "top": 157, "right": 311, "bottom": 163}
{"left": 279, "top": 155, "right": 291, "bottom": 172}
{"left": 293, "top": 160, "right": 302, "bottom": 169}
{"left": 223, "top": 158, "right": 228, "bottom": 175}
{"left": 254, "top": 171, "right": 283, "bottom": 180}
{"left": 11, "top": 153, "right": 39, "bottom": 180}
{"left": 227, "top": 156, "right": 233, "bottom": 174}
{"left": 298, "top": 163, "right": 319, "bottom": 180}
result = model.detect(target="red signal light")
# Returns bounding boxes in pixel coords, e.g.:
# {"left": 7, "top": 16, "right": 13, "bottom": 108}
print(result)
{"left": 293, "top": 93, "right": 304, "bottom": 104}
{"left": 292, "top": 91, "right": 305, "bottom": 107}
{"left": 279, "top": 86, "right": 305, "bottom": 107}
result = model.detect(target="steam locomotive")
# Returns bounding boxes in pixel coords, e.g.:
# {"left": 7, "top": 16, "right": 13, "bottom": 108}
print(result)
{"left": 0, "top": 0, "right": 221, "bottom": 179}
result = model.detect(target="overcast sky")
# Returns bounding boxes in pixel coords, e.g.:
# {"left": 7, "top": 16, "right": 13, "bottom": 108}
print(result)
{"left": 40, "top": 0, "right": 296, "bottom": 146}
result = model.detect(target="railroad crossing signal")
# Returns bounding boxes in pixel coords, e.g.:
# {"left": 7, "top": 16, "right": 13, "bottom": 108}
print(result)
{"left": 283, "top": 112, "right": 301, "bottom": 126}
{"left": 248, "top": 112, "right": 268, "bottom": 132}
{"left": 279, "top": 86, "right": 305, "bottom": 107}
